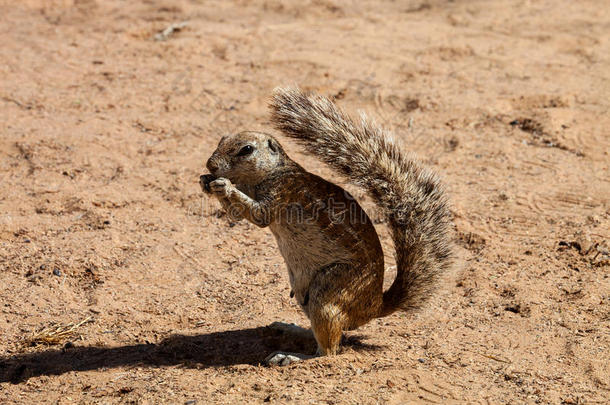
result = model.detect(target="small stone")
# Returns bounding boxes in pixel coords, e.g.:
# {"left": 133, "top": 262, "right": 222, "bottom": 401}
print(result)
{"left": 575, "top": 237, "right": 593, "bottom": 255}
{"left": 53, "top": 268, "right": 61, "bottom": 276}
{"left": 418, "top": 358, "right": 426, "bottom": 363}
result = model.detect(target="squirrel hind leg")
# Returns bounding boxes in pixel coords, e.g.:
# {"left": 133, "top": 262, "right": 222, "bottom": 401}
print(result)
{"left": 306, "top": 262, "right": 383, "bottom": 355}
{"left": 306, "top": 263, "right": 355, "bottom": 356}
{"left": 310, "top": 312, "right": 343, "bottom": 356}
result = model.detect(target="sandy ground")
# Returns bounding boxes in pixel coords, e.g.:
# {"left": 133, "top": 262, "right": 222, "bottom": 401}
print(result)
{"left": 1, "top": 0, "right": 609, "bottom": 403}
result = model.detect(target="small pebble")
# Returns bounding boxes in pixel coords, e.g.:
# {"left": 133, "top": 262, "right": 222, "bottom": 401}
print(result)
{"left": 418, "top": 358, "right": 426, "bottom": 363}
{"left": 53, "top": 268, "right": 61, "bottom": 276}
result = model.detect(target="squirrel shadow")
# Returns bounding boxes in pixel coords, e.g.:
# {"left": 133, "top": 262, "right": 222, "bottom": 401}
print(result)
{"left": 0, "top": 324, "right": 382, "bottom": 384}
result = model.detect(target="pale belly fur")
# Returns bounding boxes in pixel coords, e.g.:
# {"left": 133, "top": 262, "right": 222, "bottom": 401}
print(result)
{"left": 269, "top": 221, "right": 351, "bottom": 305}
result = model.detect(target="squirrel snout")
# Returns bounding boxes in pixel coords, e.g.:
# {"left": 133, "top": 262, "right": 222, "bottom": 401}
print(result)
{"left": 206, "top": 158, "right": 220, "bottom": 174}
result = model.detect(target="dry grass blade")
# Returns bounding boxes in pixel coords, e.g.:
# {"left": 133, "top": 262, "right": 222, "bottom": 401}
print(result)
{"left": 24, "top": 316, "right": 94, "bottom": 347}
{"left": 464, "top": 348, "right": 512, "bottom": 364}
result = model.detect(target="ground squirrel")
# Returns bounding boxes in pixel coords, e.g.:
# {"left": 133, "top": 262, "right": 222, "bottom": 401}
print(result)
{"left": 200, "top": 87, "right": 452, "bottom": 364}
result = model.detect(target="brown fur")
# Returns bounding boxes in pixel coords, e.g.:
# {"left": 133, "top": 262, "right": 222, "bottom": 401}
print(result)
{"left": 202, "top": 88, "right": 452, "bottom": 357}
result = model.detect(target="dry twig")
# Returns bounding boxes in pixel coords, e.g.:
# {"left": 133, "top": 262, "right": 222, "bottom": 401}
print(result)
{"left": 24, "top": 316, "right": 94, "bottom": 346}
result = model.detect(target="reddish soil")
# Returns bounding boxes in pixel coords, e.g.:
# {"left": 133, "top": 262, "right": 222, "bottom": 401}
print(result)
{"left": 1, "top": 0, "right": 608, "bottom": 403}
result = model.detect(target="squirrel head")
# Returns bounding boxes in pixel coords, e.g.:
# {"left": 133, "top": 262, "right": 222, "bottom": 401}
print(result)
{"left": 206, "top": 131, "right": 287, "bottom": 185}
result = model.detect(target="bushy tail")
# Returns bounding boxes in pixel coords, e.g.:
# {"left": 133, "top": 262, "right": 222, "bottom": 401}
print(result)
{"left": 269, "top": 86, "right": 452, "bottom": 316}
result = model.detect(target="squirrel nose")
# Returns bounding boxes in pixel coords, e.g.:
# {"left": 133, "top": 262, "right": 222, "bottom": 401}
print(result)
{"left": 206, "top": 158, "right": 219, "bottom": 174}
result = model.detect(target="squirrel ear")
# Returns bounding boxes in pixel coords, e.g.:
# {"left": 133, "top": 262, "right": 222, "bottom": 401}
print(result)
{"left": 267, "top": 138, "right": 279, "bottom": 154}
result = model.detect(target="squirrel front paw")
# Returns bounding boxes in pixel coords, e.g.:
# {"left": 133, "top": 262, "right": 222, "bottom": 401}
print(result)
{"left": 209, "top": 177, "right": 234, "bottom": 198}
{"left": 200, "top": 174, "right": 217, "bottom": 194}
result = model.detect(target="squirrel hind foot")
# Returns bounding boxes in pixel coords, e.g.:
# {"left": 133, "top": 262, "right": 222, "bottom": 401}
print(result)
{"left": 264, "top": 351, "right": 315, "bottom": 366}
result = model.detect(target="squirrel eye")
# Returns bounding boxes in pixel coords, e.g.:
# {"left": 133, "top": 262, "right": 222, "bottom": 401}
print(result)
{"left": 236, "top": 145, "right": 254, "bottom": 157}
